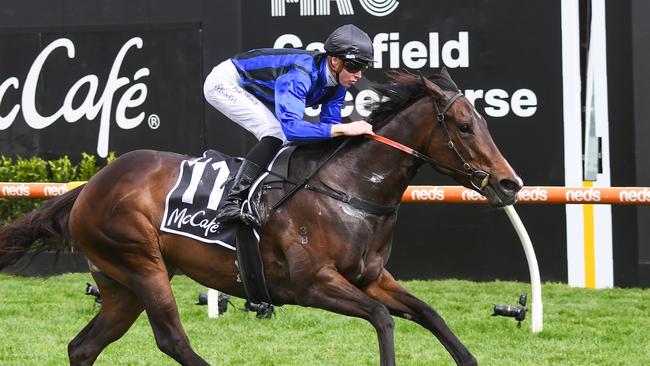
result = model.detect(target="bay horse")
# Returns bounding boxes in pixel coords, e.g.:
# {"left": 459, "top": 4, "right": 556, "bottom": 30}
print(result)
{"left": 0, "top": 70, "right": 521, "bottom": 366}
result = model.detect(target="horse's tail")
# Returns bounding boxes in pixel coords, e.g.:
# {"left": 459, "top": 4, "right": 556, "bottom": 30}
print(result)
{"left": 0, "top": 185, "right": 84, "bottom": 270}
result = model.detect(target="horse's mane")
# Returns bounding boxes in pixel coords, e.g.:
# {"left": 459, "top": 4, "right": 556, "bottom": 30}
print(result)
{"left": 367, "top": 70, "right": 460, "bottom": 129}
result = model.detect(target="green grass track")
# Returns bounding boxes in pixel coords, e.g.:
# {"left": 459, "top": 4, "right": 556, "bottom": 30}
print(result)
{"left": 1, "top": 273, "right": 649, "bottom": 365}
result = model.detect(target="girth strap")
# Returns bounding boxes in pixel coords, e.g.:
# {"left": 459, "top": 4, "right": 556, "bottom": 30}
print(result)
{"left": 304, "top": 183, "right": 398, "bottom": 216}
{"left": 235, "top": 225, "right": 273, "bottom": 305}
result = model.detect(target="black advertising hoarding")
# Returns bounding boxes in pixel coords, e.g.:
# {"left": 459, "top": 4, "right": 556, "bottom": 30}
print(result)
{"left": 0, "top": 24, "right": 204, "bottom": 160}
{"left": 0, "top": 1, "right": 573, "bottom": 282}
{"left": 241, "top": 0, "right": 567, "bottom": 281}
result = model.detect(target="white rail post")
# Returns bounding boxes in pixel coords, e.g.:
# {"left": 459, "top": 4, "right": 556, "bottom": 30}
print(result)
{"left": 504, "top": 205, "right": 543, "bottom": 333}
{"left": 207, "top": 288, "right": 220, "bottom": 318}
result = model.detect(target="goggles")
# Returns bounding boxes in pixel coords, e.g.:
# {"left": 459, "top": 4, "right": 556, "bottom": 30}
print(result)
{"left": 342, "top": 59, "right": 370, "bottom": 73}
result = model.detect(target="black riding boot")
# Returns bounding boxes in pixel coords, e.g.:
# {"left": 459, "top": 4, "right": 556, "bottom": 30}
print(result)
{"left": 215, "top": 159, "right": 262, "bottom": 225}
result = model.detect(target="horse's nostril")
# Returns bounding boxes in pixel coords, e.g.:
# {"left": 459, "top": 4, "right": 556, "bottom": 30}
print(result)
{"left": 499, "top": 179, "right": 521, "bottom": 193}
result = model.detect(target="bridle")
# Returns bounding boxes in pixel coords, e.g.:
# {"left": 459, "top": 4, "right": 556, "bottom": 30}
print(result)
{"left": 366, "top": 92, "right": 491, "bottom": 191}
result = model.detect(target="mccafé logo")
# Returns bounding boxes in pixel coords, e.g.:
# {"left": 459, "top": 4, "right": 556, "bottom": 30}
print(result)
{"left": 272, "top": 0, "right": 399, "bottom": 17}
{"left": 0, "top": 37, "right": 151, "bottom": 158}
{"left": 166, "top": 208, "right": 221, "bottom": 237}
{"left": 619, "top": 188, "right": 650, "bottom": 203}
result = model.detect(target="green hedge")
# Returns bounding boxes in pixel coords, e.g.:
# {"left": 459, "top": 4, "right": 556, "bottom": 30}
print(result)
{"left": 0, "top": 152, "right": 116, "bottom": 223}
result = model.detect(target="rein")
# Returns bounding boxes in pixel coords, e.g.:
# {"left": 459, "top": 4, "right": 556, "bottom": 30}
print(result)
{"left": 269, "top": 138, "right": 399, "bottom": 216}
{"left": 270, "top": 90, "right": 489, "bottom": 215}
{"left": 271, "top": 138, "right": 351, "bottom": 211}
{"left": 366, "top": 92, "right": 490, "bottom": 191}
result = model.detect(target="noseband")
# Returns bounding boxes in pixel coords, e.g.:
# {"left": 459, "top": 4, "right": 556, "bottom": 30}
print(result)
{"left": 367, "top": 92, "right": 491, "bottom": 191}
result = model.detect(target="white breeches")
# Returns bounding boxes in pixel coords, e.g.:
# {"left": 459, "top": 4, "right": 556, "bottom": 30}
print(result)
{"left": 203, "top": 60, "right": 286, "bottom": 141}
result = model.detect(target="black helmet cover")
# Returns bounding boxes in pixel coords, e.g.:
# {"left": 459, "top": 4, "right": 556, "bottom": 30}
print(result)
{"left": 324, "top": 24, "right": 374, "bottom": 63}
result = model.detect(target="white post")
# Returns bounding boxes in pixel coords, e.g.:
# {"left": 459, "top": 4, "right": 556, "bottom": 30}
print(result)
{"left": 207, "top": 288, "right": 220, "bottom": 318}
{"left": 504, "top": 205, "right": 543, "bottom": 333}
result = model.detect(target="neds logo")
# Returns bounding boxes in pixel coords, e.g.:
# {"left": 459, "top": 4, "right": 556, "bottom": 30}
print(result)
{"left": 410, "top": 187, "right": 444, "bottom": 201}
{"left": 619, "top": 188, "right": 650, "bottom": 203}
{"left": 565, "top": 188, "right": 601, "bottom": 202}
{"left": 461, "top": 189, "right": 487, "bottom": 201}
{"left": 517, "top": 187, "right": 548, "bottom": 201}
{"left": 1, "top": 185, "right": 29, "bottom": 197}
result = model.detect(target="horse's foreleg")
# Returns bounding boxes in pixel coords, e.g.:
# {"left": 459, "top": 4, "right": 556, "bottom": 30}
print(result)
{"left": 299, "top": 268, "right": 396, "bottom": 366}
{"left": 363, "top": 269, "right": 477, "bottom": 366}
{"left": 68, "top": 274, "right": 144, "bottom": 366}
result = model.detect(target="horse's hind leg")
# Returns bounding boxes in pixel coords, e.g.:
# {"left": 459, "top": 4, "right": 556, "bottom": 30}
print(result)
{"left": 363, "top": 269, "right": 477, "bottom": 366}
{"left": 71, "top": 210, "right": 208, "bottom": 365}
{"left": 68, "top": 274, "right": 144, "bottom": 366}
{"left": 74, "top": 257, "right": 208, "bottom": 365}
{"left": 131, "top": 269, "right": 210, "bottom": 366}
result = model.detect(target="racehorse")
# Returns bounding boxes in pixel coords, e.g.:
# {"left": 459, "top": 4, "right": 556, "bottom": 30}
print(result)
{"left": 0, "top": 69, "right": 521, "bottom": 366}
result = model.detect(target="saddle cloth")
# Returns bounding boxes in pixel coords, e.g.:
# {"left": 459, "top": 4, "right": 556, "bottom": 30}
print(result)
{"left": 160, "top": 147, "right": 295, "bottom": 249}
{"left": 160, "top": 150, "right": 242, "bottom": 249}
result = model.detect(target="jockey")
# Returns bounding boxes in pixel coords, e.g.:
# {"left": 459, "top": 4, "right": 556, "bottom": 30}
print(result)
{"left": 204, "top": 24, "right": 375, "bottom": 226}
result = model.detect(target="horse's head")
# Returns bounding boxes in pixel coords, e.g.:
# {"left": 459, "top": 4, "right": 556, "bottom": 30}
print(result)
{"left": 421, "top": 70, "right": 522, "bottom": 206}
{"left": 370, "top": 70, "right": 522, "bottom": 206}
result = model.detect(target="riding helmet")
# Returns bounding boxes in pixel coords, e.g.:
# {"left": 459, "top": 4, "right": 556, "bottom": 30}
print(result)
{"left": 324, "top": 24, "right": 374, "bottom": 63}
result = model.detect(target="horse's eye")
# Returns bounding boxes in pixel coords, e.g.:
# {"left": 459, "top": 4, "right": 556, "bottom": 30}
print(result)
{"left": 458, "top": 123, "right": 472, "bottom": 133}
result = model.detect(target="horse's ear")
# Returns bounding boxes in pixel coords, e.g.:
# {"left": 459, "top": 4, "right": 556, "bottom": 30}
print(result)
{"left": 441, "top": 67, "right": 451, "bottom": 79}
{"left": 419, "top": 74, "right": 444, "bottom": 99}
{"left": 440, "top": 67, "right": 460, "bottom": 91}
